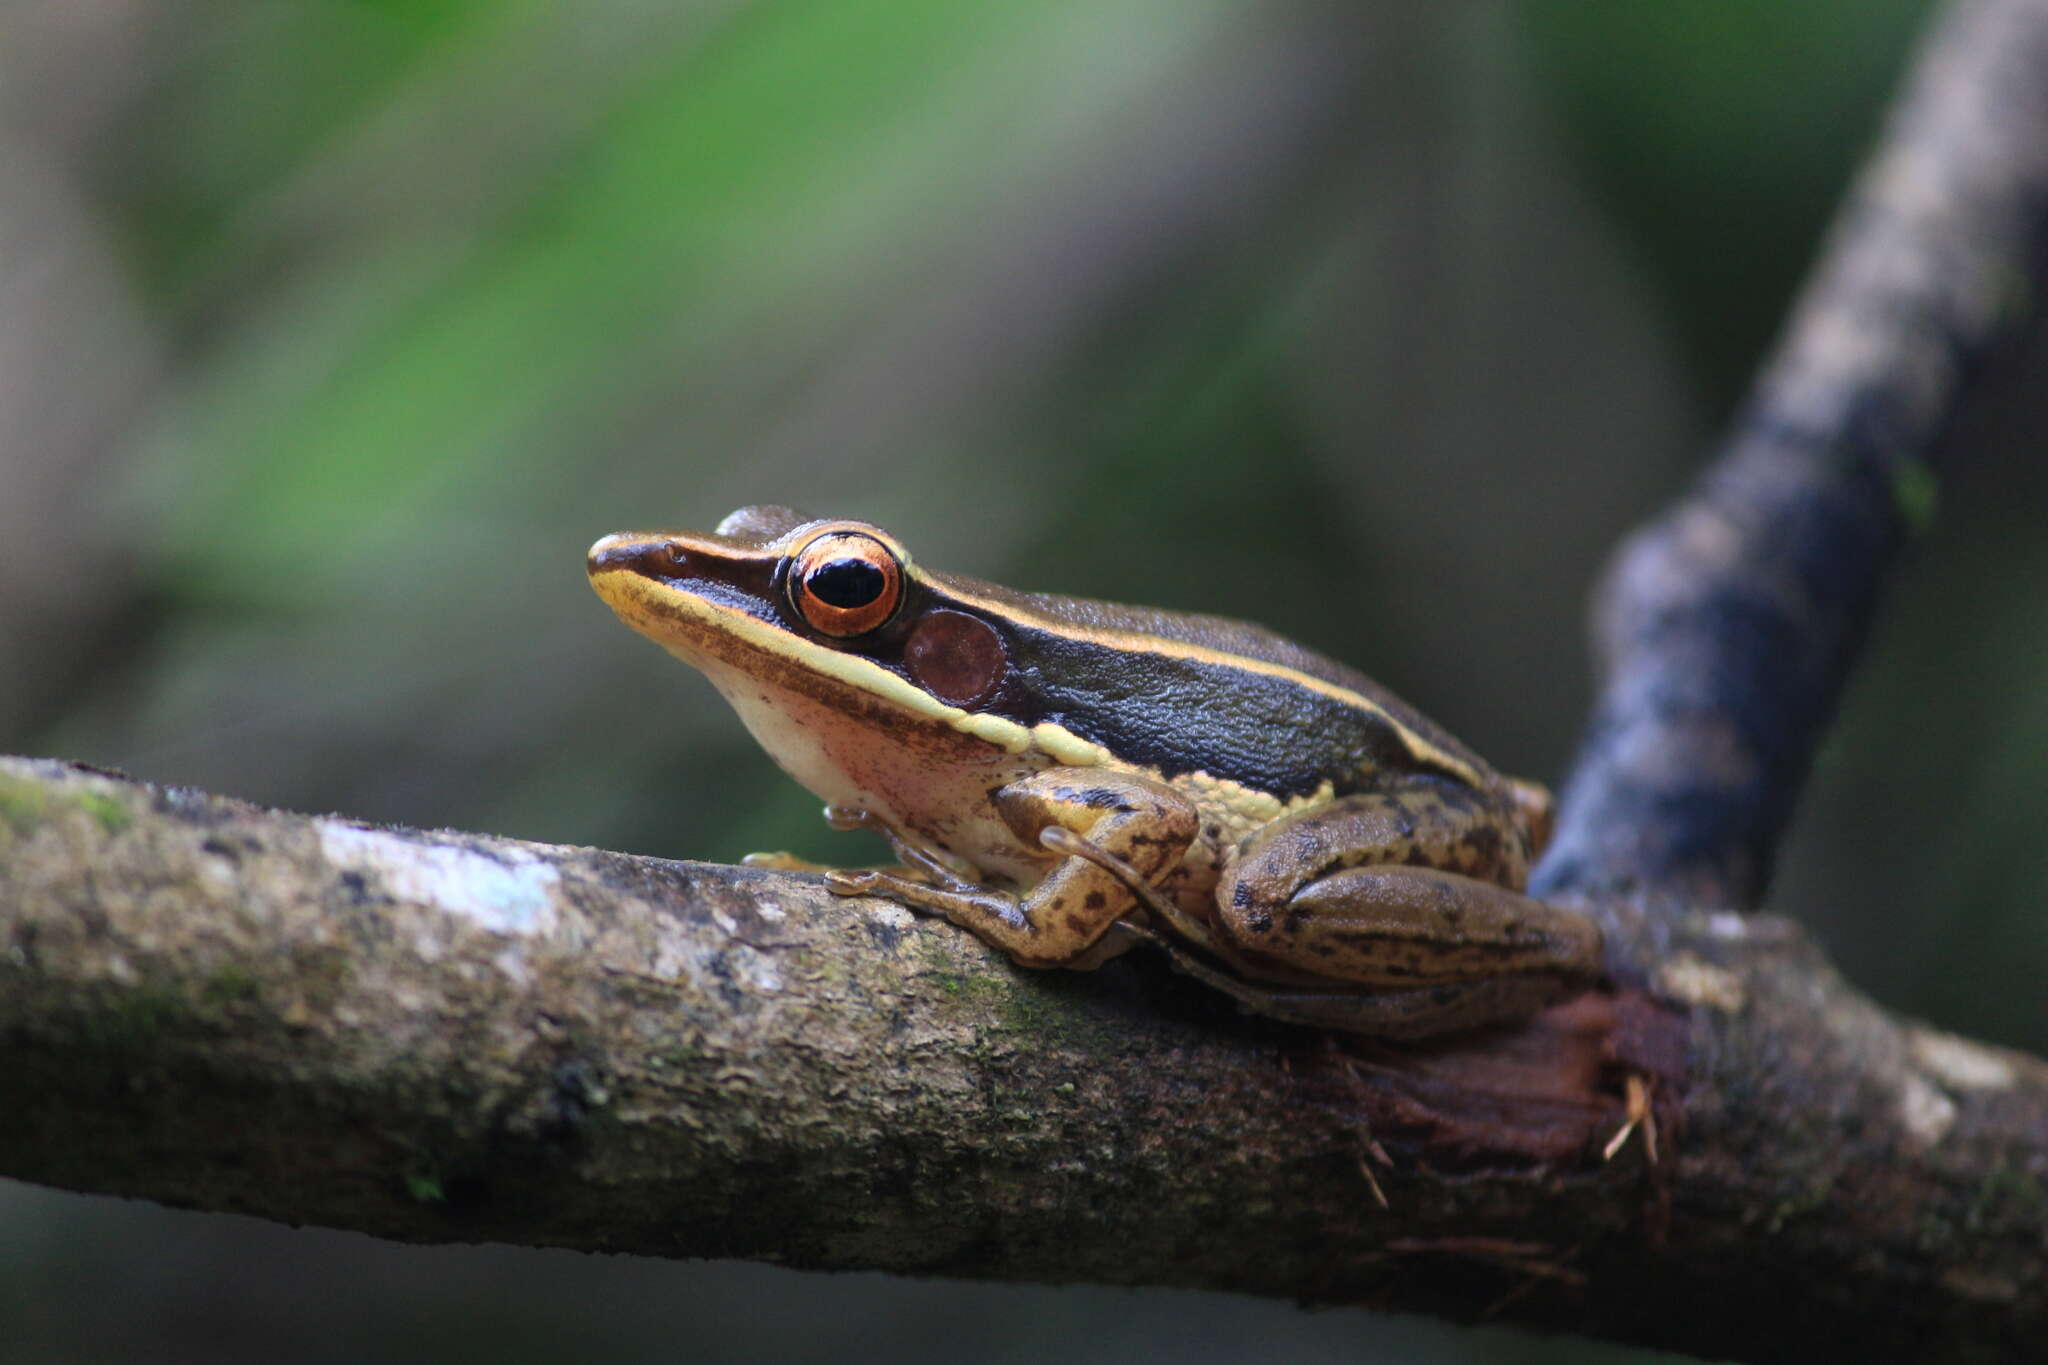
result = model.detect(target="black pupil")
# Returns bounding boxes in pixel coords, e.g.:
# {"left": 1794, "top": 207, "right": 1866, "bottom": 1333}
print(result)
{"left": 808, "top": 556, "right": 885, "bottom": 609}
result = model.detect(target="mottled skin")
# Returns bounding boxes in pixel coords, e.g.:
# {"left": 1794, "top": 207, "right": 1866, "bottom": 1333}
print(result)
{"left": 588, "top": 507, "right": 1601, "bottom": 1037}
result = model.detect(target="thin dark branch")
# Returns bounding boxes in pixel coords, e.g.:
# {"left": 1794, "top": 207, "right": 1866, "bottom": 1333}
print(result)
{"left": 1535, "top": 0, "right": 2048, "bottom": 919}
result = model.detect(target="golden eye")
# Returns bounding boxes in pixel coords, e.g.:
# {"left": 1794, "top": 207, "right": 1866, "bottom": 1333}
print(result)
{"left": 789, "top": 532, "right": 902, "bottom": 637}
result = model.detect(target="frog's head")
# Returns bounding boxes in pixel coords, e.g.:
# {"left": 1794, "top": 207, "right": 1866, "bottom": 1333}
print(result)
{"left": 587, "top": 507, "right": 1056, "bottom": 770}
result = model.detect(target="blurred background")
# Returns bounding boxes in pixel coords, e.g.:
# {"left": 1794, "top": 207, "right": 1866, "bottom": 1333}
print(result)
{"left": 3, "top": 1, "right": 2042, "bottom": 1361}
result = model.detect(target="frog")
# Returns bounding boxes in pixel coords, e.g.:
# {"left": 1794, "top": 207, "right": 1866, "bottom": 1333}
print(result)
{"left": 587, "top": 506, "right": 1601, "bottom": 1036}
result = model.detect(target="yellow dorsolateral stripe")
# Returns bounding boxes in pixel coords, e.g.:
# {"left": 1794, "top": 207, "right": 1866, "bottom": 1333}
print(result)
{"left": 598, "top": 556, "right": 1461, "bottom": 783}
{"left": 933, "top": 581, "right": 1484, "bottom": 787}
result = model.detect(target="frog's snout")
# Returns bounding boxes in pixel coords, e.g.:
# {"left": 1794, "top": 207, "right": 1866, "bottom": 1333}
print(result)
{"left": 586, "top": 533, "right": 686, "bottom": 580}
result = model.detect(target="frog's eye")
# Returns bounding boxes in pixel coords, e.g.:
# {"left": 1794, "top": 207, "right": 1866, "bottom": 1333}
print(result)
{"left": 790, "top": 532, "right": 903, "bottom": 637}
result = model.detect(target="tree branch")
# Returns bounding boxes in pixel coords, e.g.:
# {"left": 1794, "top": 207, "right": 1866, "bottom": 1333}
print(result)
{"left": 1536, "top": 0, "right": 2048, "bottom": 918}
{"left": 2, "top": 755, "right": 2044, "bottom": 1362}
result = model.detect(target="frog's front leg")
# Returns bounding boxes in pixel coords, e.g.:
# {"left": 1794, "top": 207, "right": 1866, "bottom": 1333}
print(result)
{"left": 1212, "top": 790, "right": 1602, "bottom": 1034}
{"left": 826, "top": 769, "right": 1198, "bottom": 968}
{"left": 749, "top": 806, "right": 985, "bottom": 884}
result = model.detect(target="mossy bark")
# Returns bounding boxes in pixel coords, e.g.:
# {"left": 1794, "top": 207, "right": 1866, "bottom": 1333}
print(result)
{"left": 2, "top": 756, "right": 2044, "bottom": 1362}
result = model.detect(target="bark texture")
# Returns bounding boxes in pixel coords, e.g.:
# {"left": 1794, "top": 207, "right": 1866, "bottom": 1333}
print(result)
{"left": 1, "top": 756, "right": 2044, "bottom": 1363}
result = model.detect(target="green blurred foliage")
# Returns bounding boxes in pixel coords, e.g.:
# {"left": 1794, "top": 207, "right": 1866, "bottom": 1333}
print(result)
{"left": 8, "top": 0, "right": 2044, "bottom": 1361}
{"left": 1521, "top": 1, "right": 1930, "bottom": 404}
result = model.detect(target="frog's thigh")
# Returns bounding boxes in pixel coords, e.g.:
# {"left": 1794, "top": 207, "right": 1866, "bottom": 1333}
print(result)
{"left": 1231, "top": 785, "right": 1534, "bottom": 890}
{"left": 1216, "top": 795, "right": 1598, "bottom": 990}
{"left": 1219, "top": 862, "right": 1600, "bottom": 991}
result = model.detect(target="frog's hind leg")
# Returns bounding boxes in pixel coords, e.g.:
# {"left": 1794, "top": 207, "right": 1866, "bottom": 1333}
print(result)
{"left": 1148, "top": 940, "right": 1592, "bottom": 1039}
{"left": 1212, "top": 789, "right": 1601, "bottom": 1002}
